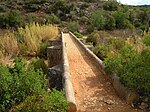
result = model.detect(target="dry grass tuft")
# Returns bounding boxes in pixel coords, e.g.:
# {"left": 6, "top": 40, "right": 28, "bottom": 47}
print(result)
{"left": 0, "top": 23, "right": 58, "bottom": 65}
{"left": 0, "top": 51, "right": 13, "bottom": 67}
{"left": 18, "top": 23, "right": 58, "bottom": 55}
{"left": 0, "top": 32, "right": 20, "bottom": 56}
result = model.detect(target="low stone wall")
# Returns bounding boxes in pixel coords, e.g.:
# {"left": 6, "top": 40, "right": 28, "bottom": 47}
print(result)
{"left": 61, "top": 32, "right": 77, "bottom": 112}
{"left": 69, "top": 31, "right": 137, "bottom": 105}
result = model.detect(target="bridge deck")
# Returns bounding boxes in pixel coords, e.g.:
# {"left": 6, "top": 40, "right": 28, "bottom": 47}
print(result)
{"left": 63, "top": 33, "right": 142, "bottom": 112}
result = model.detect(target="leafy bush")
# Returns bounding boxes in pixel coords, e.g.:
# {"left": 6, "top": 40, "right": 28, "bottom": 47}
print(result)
{"left": 86, "top": 31, "right": 111, "bottom": 46}
{"left": 143, "top": 36, "right": 150, "bottom": 46}
{"left": 52, "top": 0, "right": 74, "bottom": 20}
{"left": 0, "top": 5, "right": 6, "bottom": 13}
{"left": 0, "top": 10, "right": 24, "bottom": 28}
{"left": 93, "top": 37, "right": 125, "bottom": 60}
{"left": 90, "top": 10, "right": 105, "bottom": 30}
{"left": 103, "top": 1, "right": 119, "bottom": 11}
{"left": 80, "top": 16, "right": 89, "bottom": 25}
{"left": 86, "top": 32, "right": 98, "bottom": 46}
{"left": 104, "top": 45, "right": 150, "bottom": 97}
{"left": 30, "top": 58, "right": 48, "bottom": 74}
{"left": 93, "top": 44, "right": 110, "bottom": 60}
{"left": 14, "top": 89, "right": 68, "bottom": 112}
{"left": 46, "top": 14, "right": 61, "bottom": 24}
{"left": 67, "top": 21, "right": 80, "bottom": 32}
{"left": 39, "top": 42, "right": 48, "bottom": 58}
{"left": 104, "top": 14, "right": 116, "bottom": 30}
{"left": 0, "top": 58, "right": 46, "bottom": 111}
{"left": 112, "top": 11, "right": 132, "bottom": 29}
{"left": 74, "top": 31, "right": 83, "bottom": 38}
{"left": 0, "top": 58, "right": 68, "bottom": 112}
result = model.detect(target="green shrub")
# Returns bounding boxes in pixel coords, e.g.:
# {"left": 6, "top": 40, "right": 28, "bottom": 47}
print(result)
{"left": 86, "top": 33, "right": 97, "bottom": 46}
{"left": 14, "top": 89, "right": 68, "bottom": 112}
{"left": 104, "top": 45, "right": 150, "bottom": 97}
{"left": 30, "top": 58, "right": 48, "bottom": 74}
{"left": 0, "top": 58, "right": 68, "bottom": 111}
{"left": 103, "top": 1, "right": 119, "bottom": 11}
{"left": 52, "top": 0, "right": 73, "bottom": 20}
{"left": 93, "top": 44, "right": 110, "bottom": 60}
{"left": 104, "top": 14, "right": 116, "bottom": 30}
{"left": 86, "top": 25, "right": 94, "bottom": 33}
{"left": 93, "top": 37, "right": 125, "bottom": 60}
{"left": 0, "top": 5, "right": 6, "bottom": 12}
{"left": 143, "top": 36, "right": 150, "bottom": 46}
{"left": 108, "top": 38, "right": 125, "bottom": 51}
{"left": 86, "top": 31, "right": 111, "bottom": 46}
{"left": 0, "top": 10, "right": 24, "bottom": 28}
{"left": 0, "top": 58, "right": 46, "bottom": 111}
{"left": 90, "top": 10, "right": 105, "bottom": 30}
{"left": 74, "top": 31, "right": 83, "bottom": 38}
{"left": 80, "top": 16, "right": 89, "bottom": 25}
{"left": 46, "top": 14, "right": 61, "bottom": 24}
{"left": 39, "top": 42, "right": 48, "bottom": 58}
{"left": 112, "top": 11, "right": 132, "bottom": 29}
{"left": 67, "top": 21, "right": 80, "bottom": 32}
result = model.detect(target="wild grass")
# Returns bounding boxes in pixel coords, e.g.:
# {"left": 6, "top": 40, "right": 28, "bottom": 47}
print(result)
{"left": 0, "top": 32, "right": 20, "bottom": 56}
{"left": 126, "top": 36, "right": 144, "bottom": 53}
{"left": 18, "top": 23, "right": 58, "bottom": 55}
{"left": 0, "top": 23, "right": 58, "bottom": 65}
{"left": 0, "top": 51, "right": 13, "bottom": 67}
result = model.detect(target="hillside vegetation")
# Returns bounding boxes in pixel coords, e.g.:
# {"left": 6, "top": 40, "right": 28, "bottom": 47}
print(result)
{"left": 0, "top": 0, "right": 149, "bottom": 33}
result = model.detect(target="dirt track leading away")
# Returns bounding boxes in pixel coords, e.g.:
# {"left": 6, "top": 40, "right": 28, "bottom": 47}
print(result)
{"left": 64, "top": 33, "right": 144, "bottom": 112}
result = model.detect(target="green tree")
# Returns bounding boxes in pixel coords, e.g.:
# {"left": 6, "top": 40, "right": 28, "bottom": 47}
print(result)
{"left": 103, "top": 0, "right": 119, "bottom": 11}
{"left": 104, "top": 14, "right": 116, "bottom": 30}
{"left": 90, "top": 10, "right": 105, "bottom": 30}
{"left": 112, "top": 11, "right": 132, "bottom": 29}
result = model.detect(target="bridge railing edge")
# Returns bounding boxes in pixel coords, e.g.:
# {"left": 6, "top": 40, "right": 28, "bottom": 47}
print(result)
{"left": 61, "top": 32, "right": 77, "bottom": 112}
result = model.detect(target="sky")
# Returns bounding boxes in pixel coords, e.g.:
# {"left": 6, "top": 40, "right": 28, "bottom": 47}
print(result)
{"left": 117, "top": 0, "right": 150, "bottom": 5}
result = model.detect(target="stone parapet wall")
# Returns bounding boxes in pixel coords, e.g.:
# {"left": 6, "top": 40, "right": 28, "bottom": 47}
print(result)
{"left": 61, "top": 32, "right": 77, "bottom": 112}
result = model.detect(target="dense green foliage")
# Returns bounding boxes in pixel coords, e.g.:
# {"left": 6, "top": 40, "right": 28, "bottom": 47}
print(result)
{"left": 14, "top": 89, "right": 68, "bottom": 112}
{"left": 0, "top": 10, "right": 23, "bottom": 28}
{"left": 143, "top": 36, "right": 150, "bottom": 46}
{"left": 104, "top": 45, "right": 150, "bottom": 97}
{"left": 67, "top": 21, "right": 80, "bottom": 32}
{"left": 0, "top": 58, "right": 68, "bottom": 112}
{"left": 90, "top": 10, "right": 105, "bottom": 30}
{"left": 103, "top": 0, "right": 119, "bottom": 11}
